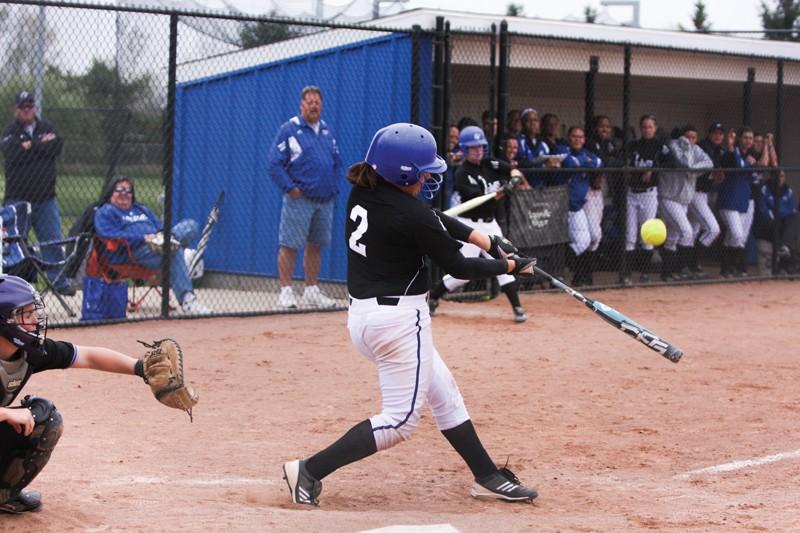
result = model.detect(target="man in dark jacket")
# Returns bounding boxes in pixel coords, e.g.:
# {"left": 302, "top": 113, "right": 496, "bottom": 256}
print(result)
{"left": 1, "top": 91, "right": 73, "bottom": 295}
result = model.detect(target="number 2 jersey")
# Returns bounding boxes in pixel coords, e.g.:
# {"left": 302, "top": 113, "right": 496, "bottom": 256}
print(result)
{"left": 345, "top": 179, "right": 507, "bottom": 299}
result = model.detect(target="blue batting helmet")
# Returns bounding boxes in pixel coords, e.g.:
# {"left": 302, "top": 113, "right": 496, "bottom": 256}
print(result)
{"left": 0, "top": 275, "right": 47, "bottom": 353}
{"left": 458, "top": 125, "right": 488, "bottom": 148}
{"left": 365, "top": 123, "right": 447, "bottom": 199}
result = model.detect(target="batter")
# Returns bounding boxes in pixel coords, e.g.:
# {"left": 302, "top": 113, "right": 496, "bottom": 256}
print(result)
{"left": 282, "top": 123, "right": 537, "bottom": 506}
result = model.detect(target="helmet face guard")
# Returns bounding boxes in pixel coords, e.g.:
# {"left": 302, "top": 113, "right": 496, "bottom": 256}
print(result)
{"left": 0, "top": 275, "right": 48, "bottom": 352}
{"left": 365, "top": 123, "right": 448, "bottom": 199}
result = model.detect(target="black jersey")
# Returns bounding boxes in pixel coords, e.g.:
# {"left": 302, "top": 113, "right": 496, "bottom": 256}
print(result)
{"left": 697, "top": 138, "right": 726, "bottom": 193}
{"left": 588, "top": 137, "right": 622, "bottom": 189}
{"left": 0, "top": 339, "right": 77, "bottom": 407}
{"left": 345, "top": 180, "right": 507, "bottom": 299}
{"left": 626, "top": 138, "right": 674, "bottom": 191}
{"left": 453, "top": 159, "right": 513, "bottom": 220}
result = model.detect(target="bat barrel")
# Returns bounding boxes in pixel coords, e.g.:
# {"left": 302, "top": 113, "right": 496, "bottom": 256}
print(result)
{"left": 664, "top": 345, "right": 683, "bottom": 363}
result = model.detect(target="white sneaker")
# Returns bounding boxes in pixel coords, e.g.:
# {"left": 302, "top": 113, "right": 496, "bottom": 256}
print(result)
{"left": 181, "top": 293, "right": 210, "bottom": 315}
{"left": 279, "top": 286, "right": 297, "bottom": 308}
{"left": 301, "top": 285, "right": 336, "bottom": 308}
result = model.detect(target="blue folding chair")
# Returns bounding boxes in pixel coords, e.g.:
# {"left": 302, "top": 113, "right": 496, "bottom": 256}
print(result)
{"left": 1, "top": 201, "right": 89, "bottom": 317}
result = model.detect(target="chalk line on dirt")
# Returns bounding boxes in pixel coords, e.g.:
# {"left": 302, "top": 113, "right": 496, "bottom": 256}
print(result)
{"left": 91, "top": 475, "right": 277, "bottom": 487}
{"left": 676, "top": 448, "right": 800, "bottom": 478}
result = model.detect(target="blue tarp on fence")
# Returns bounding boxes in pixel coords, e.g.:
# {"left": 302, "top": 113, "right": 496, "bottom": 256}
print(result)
{"left": 173, "top": 32, "right": 432, "bottom": 282}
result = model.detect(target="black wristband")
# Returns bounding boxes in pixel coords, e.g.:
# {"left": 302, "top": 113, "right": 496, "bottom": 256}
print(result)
{"left": 134, "top": 359, "right": 145, "bottom": 380}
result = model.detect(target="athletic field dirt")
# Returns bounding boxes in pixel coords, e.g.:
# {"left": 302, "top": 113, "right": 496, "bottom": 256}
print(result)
{"left": 14, "top": 281, "right": 799, "bottom": 532}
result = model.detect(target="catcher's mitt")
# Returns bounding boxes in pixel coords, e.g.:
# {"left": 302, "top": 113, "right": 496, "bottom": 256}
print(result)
{"left": 138, "top": 339, "right": 198, "bottom": 422}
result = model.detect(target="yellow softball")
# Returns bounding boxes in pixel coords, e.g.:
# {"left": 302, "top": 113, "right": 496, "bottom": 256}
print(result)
{"left": 640, "top": 218, "right": 667, "bottom": 246}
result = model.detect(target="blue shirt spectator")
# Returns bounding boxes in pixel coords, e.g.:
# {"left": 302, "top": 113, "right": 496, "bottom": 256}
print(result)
{"left": 555, "top": 142, "right": 603, "bottom": 212}
{"left": 268, "top": 86, "right": 343, "bottom": 310}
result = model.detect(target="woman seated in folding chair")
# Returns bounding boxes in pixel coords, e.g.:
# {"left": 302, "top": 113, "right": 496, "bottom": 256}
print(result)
{"left": 93, "top": 175, "right": 210, "bottom": 314}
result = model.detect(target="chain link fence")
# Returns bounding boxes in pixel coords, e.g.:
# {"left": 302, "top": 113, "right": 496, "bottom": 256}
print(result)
{"left": 0, "top": 2, "right": 797, "bottom": 326}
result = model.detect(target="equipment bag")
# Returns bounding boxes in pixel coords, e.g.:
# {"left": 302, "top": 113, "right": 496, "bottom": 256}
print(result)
{"left": 81, "top": 275, "right": 127, "bottom": 321}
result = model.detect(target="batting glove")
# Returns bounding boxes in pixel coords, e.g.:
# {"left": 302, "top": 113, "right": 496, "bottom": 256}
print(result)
{"left": 488, "top": 235, "right": 519, "bottom": 260}
{"left": 510, "top": 254, "right": 537, "bottom": 277}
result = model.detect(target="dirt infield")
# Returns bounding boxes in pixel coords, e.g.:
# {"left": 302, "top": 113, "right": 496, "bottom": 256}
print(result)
{"left": 9, "top": 281, "right": 800, "bottom": 532}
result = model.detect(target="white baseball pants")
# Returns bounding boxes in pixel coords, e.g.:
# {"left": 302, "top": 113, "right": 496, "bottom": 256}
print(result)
{"left": 584, "top": 188, "right": 604, "bottom": 252}
{"left": 688, "top": 191, "right": 721, "bottom": 247}
{"left": 659, "top": 198, "right": 693, "bottom": 251}
{"left": 348, "top": 294, "right": 470, "bottom": 452}
{"left": 625, "top": 187, "right": 658, "bottom": 251}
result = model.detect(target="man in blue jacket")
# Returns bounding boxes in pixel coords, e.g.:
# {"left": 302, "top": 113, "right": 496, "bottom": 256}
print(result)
{"left": 94, "top": 176, "right": 209, "bottom": 314}
{"left": 269, "top": 86, "right": 343, "bottom": 308}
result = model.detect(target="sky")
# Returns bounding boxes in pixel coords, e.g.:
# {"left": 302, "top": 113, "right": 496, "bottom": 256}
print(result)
{"left": 208, "top": 0, "right": 766, "bottom": 32}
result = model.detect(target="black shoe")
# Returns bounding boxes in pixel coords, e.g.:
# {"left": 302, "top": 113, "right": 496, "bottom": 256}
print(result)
{"left": 283, "top": 460, "right": 322, "bottom": 506}
{"left": 0, "top": 490, "right": 42, "bottom": 514}
{"left": 639, "top": 273, "right": 650, "bottom": 283}
{"left": 428, "top": 297, "right": 439, "bottom": 316}
{"left": 620, "top": 276, "right": 633, "bottom": 288}
{"left": 471, "top": 467, "right": 537, "bottom": 502}
{"left": 512, "top": 306, "right": 528, "bottom": 323}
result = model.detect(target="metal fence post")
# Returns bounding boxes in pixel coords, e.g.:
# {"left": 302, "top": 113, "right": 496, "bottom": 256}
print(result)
{"left": 432, "top": 16, "right": 445, "bottom": 157}
{"left": 743, "top": 67, "right": 755, "bottom": 126}
{"left": 496, "top": 20, "right": 509, "bottom": 157}
{"left": 160, "top": 13, "right": 178, "bottom": 318}
{"left": 443, "top": 20, "right": 452, "bottom": 170}
{"left": 773, "top": 59, "right": 784, "bottom": 275}
{"left": 585, "top": 55, "right": 599, "bottom": 133}
{"left": 410, "top": 25, "right": 421, "bottom": 125}
{"left": 775, "top": 59, "right": 784, "bottom": 160}
{"left": 622, "top": 45, "right": 631, "bottom": 159}
{"left": 619, "top": 44, "right": 632, "bottom": 280}
{"left": 489, "top": 23, "right": 497, "bottom": 156}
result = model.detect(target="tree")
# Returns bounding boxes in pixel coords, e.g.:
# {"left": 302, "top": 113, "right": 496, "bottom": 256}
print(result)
{"left": 761, "top": 0, "right": 800, "bottom": 40}
{"left": 506, "top": 3, "right": 524, "bottom": 17}
{"left": 239, "top": 11, "right": 303, "bottom": 49}
{"left": 679, "top": 0, "right": 712, "bottom": 32}
{"left": 690, "top": 1, "right": 711, "bottom": 31}
{"left": 584, "top": 5, "right": 598, "bottom": 23}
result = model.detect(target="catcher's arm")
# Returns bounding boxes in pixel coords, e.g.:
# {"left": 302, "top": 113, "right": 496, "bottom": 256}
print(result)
{"left": 72, "top": 345, "right": 140, "bottom": 375}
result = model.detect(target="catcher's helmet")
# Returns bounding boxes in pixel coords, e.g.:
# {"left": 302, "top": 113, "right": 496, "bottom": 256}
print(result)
{"left": 459, "top": 125, "right": 488, "bottom": 148}
{"left": 365, "top": 123, "right": 447, "bottom": 199}
{"left": 0, "top": 275, "right": 47, "bottom": 352}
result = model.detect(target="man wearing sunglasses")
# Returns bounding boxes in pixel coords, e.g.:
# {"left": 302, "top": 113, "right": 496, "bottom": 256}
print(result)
{"left": 1, "top": 91, "right": 74, "bottom": 296}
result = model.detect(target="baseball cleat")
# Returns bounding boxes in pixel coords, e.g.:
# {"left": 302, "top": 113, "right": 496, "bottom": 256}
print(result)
{"left": 471, "top": 467, "right": 537, "bottom": 503}
{"left": 512, "top": 306, "right": 527, "bottom": 323}
{"left": 283, "top": 460, "right": 322, "bottom": 506}
{"left": 0, "top": 490, "right": 43, "bottom": 514}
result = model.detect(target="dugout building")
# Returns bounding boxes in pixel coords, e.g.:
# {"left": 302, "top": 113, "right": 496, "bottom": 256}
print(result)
{"left": 174, "top": 9, "right": 800, "bottom": 283}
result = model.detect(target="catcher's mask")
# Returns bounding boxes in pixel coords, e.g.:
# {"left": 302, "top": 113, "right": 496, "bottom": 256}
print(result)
{"left": 0, "top": 275, "right": 48, "bottom": 352}
{"left": 365, "top": 122, "right": 447, "bottom": 200}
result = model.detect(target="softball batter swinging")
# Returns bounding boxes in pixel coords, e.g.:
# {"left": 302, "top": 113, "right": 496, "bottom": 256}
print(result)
{"left": 283, "top": 123, "right": 538, "bottom": 506}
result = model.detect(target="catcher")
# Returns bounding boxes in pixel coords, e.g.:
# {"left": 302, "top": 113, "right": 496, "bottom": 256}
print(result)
{"left": 0, "top": 274, "right": 197, "bottom": 514}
